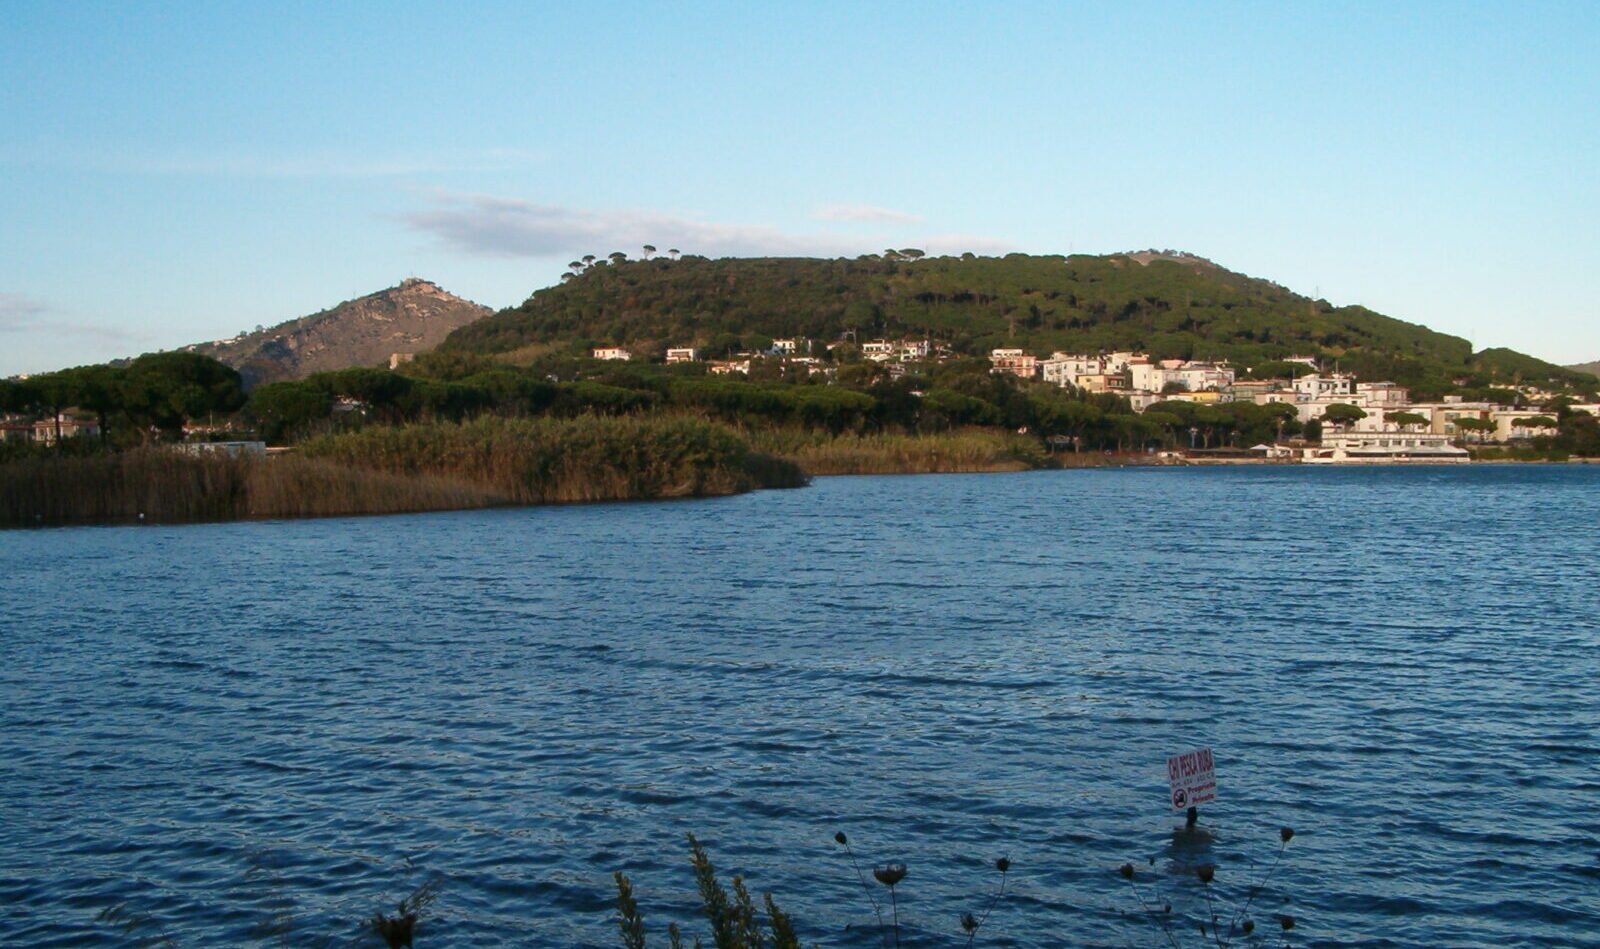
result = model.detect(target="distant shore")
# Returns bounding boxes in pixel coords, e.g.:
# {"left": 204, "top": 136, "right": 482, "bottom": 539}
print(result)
{"left": 7, "top": 427, "right": 1592, "bottom": 529}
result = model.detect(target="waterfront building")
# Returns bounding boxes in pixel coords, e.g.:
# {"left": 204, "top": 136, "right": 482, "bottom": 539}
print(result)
{"left": 1305, "top": 431, "right": 1470, "bottom": 464}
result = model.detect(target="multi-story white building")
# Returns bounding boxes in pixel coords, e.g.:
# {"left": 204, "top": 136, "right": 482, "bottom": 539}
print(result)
{"left": 1040, "top": 353, "right": 1108, "bottom": 388}
{"left": 1490, "top": 409, "right": 1559, "bottom": 441}
{"left": 990, "top": 348, "right": 1038, "bottom": 379}
{"left": 1104, "top": 351, "right": 1142, "bottom": 373}
{"left": 32, "top": 416, "right": 101, "bottom": 444}
{"left": 1355, "top": 382, "right": 1409, "bottom": 408}
{"left": 592, "top": 347, "right": 632, "bottom": 361}
{"left": 1293, "top": 373, "right": 1356, "bottom": 398}
{"left": 665, "top": 347, "right": 697, "bottom": 364}
{"left": 898, "top": 339, "right": 931, "bottom": 361}
{"left": 861, "top": 341, "right": 896, "bottom": 362}
{"left": 1130, "top": 359, "right": 1235, "bottom": 393}
{"left": 1075, "top": 372, "right": 1130, "bottom": 393}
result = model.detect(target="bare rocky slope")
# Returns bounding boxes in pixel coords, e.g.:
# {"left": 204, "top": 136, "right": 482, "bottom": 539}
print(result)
{"left": 185, "top": 279, "right": 491, "bottom": 387}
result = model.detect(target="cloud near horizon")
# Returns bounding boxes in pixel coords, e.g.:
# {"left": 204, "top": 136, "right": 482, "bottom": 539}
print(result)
{"left": 400, "top": 193, "right": 1017, "bottom": 260}
{"left": 0, "top": 293, "right": 50, "bottom": 332}
{"left": 812, "top": 204, "right": 925, "bottom": 224}
{"left": 0, "top": 292, "right": 149, "bottom": 348}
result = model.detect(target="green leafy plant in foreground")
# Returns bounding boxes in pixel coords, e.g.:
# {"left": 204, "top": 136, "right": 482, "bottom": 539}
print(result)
{"left": 614, "top": 833, "right": 802, "bottom": 949}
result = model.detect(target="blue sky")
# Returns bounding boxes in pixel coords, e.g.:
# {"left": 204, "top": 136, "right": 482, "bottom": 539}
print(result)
{"left": 2, "top": 1, "right": 1596, "bottom": 376}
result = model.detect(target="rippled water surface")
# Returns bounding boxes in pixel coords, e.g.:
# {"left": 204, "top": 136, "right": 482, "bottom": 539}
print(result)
{"left": 2, "top": 466, "right": 1598, "bottom": 947}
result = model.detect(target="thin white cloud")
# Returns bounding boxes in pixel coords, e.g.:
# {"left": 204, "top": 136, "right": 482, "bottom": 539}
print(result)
{"left": 0, "top": 293, "right": 148, "bottom": 346}
{"left": 400, "top": 193, "right": 887, "bottom": 258}
{"left": 813, "top": 204, "right": 926, "bottom": 225}
{"left": 913, "top": 233, "right": 1022, "bottom": 255}
{"left": 399, "top": 191, "right": 1022, "bottom": 263}
{"left": 0, "top": 293, "right": 49, "bottom": 332}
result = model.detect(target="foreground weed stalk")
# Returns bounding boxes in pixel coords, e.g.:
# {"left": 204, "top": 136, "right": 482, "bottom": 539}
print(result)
{"left": 369, "top": 877, "right": 442, "bottom": 949}
{"left": 963, "top": 857, "right": 1011, "bottom": 948}
{"left": 871, "top": 862, "right": 907, "bottom": 948}
{"left": 834, "top": 831, "right": 888, "bottom": 948}
{"left": 614, "top": 834, "right": 801, "bottom": 949}
{"left": 1121, "top": 825, "right": 1297, "bottom": 949}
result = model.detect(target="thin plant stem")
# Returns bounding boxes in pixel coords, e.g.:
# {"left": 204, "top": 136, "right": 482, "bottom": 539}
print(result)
{"left": 889, "top": 884, "right": 900, "bottom": 949}
{"left": 1201, "top": 879, "right": 1223, "bottom": 949}
{"left": 1228, "top": 841, "right": 1286, "bottom": 938}
{"left": 842, "top": 841, "right": 889, "bottom": 949}
{"left": 965, "top": 868, "right": 1009, "bottom": 948}
{"left": 1123, "top": 878, "right": 1182, "bottom": 949}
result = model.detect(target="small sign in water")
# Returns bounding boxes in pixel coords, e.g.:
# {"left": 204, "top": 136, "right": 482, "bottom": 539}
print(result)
{"left": 1167, "top": 747, "right": 1217, "bottom": 810}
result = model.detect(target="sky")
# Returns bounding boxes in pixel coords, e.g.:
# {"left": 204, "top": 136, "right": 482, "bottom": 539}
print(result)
{"left": 2, "top": 1, "right": 1597, "bottom": 377}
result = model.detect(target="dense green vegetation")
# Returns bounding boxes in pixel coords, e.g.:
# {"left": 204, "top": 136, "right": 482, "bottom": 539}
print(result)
{"left": 331, "top": 351, "right": 1305, "bottom": 454}
{"left": 439, "top": 252, "right": 1592, "bottom": 394}
{"left": 0, "top": 352, "right": 246, "bottom": 446}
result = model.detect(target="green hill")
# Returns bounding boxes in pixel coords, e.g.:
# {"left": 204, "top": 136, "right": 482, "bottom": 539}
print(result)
{"left": 1566, "top": 360, "right": 1600, "bottom": 380}
{"left": 439, "top": 251, "right": 1585, "bottom": 392}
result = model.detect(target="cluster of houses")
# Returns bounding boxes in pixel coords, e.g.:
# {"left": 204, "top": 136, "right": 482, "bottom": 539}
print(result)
{"left": 0, "top": 415, "right": 270, "bottom": 453}
{"left": 598, "top": 339, "right": 835, "bottom": 377}
{"left": 601, "top": 336, "right": 967, "bottom": 378}
{"left": 586, "top": 340, "right": 1583, "bottom": 459}
{"left": 991, "top": 349, "right": 1593, "bottom": 462}
{"left": 1, "top": 416, "right": 103, "bottom": 445}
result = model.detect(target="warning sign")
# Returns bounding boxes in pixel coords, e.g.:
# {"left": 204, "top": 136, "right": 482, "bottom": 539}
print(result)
{"left": 1167, "top": 748, "right": 1217, "bottom": 810}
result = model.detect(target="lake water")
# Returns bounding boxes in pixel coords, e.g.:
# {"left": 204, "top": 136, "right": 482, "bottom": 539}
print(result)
{"left": 2, "top": 466, "right": 1597, "bottom": 948}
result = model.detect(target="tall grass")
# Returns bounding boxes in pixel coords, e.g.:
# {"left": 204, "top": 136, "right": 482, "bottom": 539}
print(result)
{"left": 298, "top": 414, "right": 805, "bottom": 503}
{"left": 0, "top": 450, "right": 505, "bottom": 528}
{"left": 745, "top": 428, "right": 1041, "bottom": 476}
{"left": 0, "top": 416, "right": 804, "bottom": 528}
{"left": 245, "top": 456, "right": 505, "bottom": 518}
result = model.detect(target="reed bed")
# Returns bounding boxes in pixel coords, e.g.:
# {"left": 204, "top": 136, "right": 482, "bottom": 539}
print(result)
{"left": 745, "top": 428, "right": 1040, "bottom": 476}
{"left": 298, "top": 414, "right": 805, "bottom": 504}
{"left": 245, "top": 456, "right": 506, "bottom": 518}
{"left": 1, "top": 416, "right": 802, "bottom": 528}
{"left": 0, "top": 449, "right": 507, "bottom": 528}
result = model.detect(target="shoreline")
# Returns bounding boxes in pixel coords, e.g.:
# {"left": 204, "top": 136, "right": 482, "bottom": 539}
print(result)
{"left": 6, "top": 446, "right": 1593, "bottom": 531}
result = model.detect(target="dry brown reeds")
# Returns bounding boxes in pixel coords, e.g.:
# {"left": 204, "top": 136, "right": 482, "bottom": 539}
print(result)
{"left": 298, "top": 414, "right": 804, "bottom": 503}
{"left": 1, "top": 416, "right": 802, "bottom": 528}
{"left": 744, "top": 428, "right": 1038, "bottom": 476}
{"left": 0, "top": 449, "right": 506, "bottom": 528}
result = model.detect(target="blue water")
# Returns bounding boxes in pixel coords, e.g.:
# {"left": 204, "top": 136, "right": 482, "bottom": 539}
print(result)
{"left": 2, "top": 466, "right": 1598, "bottom": 948}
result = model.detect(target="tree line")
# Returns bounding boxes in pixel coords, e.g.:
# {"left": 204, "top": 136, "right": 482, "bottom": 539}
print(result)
{"left": 8, "top": 347, "right": 1599, "bottom": 460}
